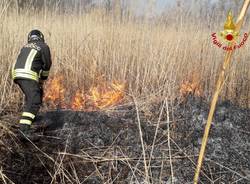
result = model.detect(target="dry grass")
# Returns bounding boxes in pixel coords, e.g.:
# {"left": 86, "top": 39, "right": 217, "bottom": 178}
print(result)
{"left": 0, "top": 2, "right": 249, "bottom": 183}
{"left": 0, "top": 2, "right": 250, "bottom": 114}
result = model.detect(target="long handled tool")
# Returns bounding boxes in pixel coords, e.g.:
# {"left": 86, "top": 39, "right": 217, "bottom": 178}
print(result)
{"left": 194, "top": 0, "right": 250, "bottom": 183}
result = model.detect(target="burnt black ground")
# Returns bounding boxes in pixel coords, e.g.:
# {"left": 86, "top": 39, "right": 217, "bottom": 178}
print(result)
{"left": 0, "top": 97, "right": 250, "bottom": 184}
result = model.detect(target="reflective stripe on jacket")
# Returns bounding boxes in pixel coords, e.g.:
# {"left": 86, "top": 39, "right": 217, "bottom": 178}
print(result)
{"left": 12, "top": 40, "right": 52, "bottom": 82}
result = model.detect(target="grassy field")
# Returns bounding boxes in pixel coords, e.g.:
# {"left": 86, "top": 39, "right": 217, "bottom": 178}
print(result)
{"left": 0, "top": 1, "right": 250, "bottom": 113}
{"left": 0, "top": 1, "right": 250, "bottom": 183}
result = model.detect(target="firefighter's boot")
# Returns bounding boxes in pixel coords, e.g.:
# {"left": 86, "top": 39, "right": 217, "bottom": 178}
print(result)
{"left": 19, "top": 124, "right": 32, "bottom": 140}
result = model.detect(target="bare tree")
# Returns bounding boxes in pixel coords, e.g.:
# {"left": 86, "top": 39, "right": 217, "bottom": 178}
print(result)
{"left": 104, "top": 0, "right": 112, "bottom": 13}
{"left": 15, "top": 0, "right": 45, "bottom": 13}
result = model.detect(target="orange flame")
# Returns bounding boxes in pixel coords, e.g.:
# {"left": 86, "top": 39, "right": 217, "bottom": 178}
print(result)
{"left": 71, "top": 90, "right": 86, "bottom": 110}
{"left": 180, "top": 73, "right": 203, "bottom": 97}
{"left": 43, "top": 75, "right": 67, "bottom": 108}
{"left": 89, "top": 81, "right": 125, "bottom": 109}
{"left": 44, "top": 75, "right": 125, "bottom": 111}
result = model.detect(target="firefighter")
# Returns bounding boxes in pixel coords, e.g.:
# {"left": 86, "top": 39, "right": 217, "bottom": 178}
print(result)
{"left": 12, "top": 29, "right": 52, "bottom": 137}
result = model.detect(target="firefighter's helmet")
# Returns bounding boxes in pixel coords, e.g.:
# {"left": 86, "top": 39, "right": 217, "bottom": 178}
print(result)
{"left": 28, "top": 30, "right": 44, "bottom": 42}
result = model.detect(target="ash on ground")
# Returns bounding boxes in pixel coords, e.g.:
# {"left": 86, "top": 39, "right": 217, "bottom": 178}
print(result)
{"left": 0, "top": 97, "right": 249, "bottom": 184}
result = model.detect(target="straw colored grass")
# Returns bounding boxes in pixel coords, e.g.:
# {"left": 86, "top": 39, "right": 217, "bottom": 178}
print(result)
{"left": 0, "top": 2, "right": 249, "bottom": 114}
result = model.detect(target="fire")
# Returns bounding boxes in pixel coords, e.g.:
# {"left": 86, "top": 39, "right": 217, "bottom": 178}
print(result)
{"left": 180, "top": 73, "right": 203, "bottom": 97}
{"left": 89, "top": 81, "right": 125, "bottom": 109}
{"left": 43, "top": 75, "right": 66, "bottom": 108}
{"left": 43, "top": 75, "right": 125, "bottom": 111}
{"left": 71, "top": 90, "right": 86, "bottom": 110}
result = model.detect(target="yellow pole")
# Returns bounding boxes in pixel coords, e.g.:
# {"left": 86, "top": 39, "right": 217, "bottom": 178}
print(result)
{"left": 193, "top": 1, "right": 250, "bottom": 183}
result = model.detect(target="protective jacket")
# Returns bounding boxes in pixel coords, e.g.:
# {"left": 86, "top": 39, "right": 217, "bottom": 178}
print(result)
{"left": 12, "top": 40, "right": 52, "bottom": 82}
{"left": 12, "top": 40, "right": 51, "bottom": 126}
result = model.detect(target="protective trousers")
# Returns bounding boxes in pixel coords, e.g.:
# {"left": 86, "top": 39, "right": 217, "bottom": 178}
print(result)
{"left": 15, "top": 79, "right": 43, "bottom": 125}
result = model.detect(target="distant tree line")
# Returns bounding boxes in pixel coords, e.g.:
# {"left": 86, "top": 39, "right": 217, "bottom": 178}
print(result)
{"left": 11, "top": 0, "right": 97, "bottom": 15}
{"left": 11, "top": 0, "right": 244, "bottom": 21}
{"left": 13, "top": 0, "right": 132, "bottom": 21}
{"left": 14, "top": 0, "right": 128, "bottom": 13}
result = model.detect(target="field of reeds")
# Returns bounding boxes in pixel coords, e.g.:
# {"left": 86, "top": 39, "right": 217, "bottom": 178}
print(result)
{"left": 0, "top": 1, "right": 249, "bottom": 114}
{"left": 0, "top": 1, "right": 250, "bottom": 183}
